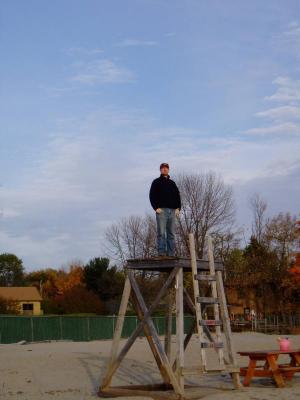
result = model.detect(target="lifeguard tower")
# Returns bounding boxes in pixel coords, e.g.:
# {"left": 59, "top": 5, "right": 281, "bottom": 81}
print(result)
{"left": 99, "top": 233, "right": 241, "bottom": 399}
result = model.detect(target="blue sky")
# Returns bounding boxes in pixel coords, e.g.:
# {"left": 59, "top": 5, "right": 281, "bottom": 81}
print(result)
{"left": 1, "top": 0, "right": 300, "bottom": 269}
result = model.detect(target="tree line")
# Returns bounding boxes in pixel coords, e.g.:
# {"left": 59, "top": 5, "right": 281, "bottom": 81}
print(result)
{"left": 0, "top": 256, "right": 125, "bottom": 314}
{"left": 0, "top": 171, "right": 299, "bottom": 315}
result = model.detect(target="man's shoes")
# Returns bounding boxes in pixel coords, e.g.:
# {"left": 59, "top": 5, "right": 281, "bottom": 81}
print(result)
{"left": 156, "top": 254, "right": 176, "bottom": 259}
{"left": 157, "top": 254, "right": 167, "bottom": 258}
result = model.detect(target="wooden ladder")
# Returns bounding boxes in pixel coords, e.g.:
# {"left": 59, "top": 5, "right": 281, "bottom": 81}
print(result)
{"left": 187, "top": 233, "right": 241, "bottom": 386}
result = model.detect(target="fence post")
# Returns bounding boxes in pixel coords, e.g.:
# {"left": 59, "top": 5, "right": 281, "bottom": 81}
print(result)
{"left": 60, "top": 316, "right": 63, "bottom": 340}
{"left": 87, "top": 317, "right": 90, "bottom": 341}
{"left": 30, "top": 317, "right": 34, "bottom": 342}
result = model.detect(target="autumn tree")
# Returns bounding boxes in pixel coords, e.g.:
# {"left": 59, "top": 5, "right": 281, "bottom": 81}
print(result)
{"left": 55, "top": 263, "right": 85, "bottom": 294}
{"left": 265, "top": 212, "right": 298, "bottom": 260}
{"left": 0, "top": 295, "right": 20, "bottom": 314}
{"left": 25, "top": 268, "right": 61, "bottom": 298}
{"left": 44, "top": 286, "right": 103, "bottom": 314}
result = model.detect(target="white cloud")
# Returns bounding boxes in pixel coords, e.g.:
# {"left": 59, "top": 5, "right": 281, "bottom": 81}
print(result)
{"left": 70, "top": 59, "right": 135, "bottom": 85}
{"left": 274, "top": 21, "right": 300, "bottom": 60}
{"left": 282, "top": 21, "right": 300, "bottom": 39}
{"left": 0, "top": 208, "right": 21, "bottom": 218}
{"left": 265, "top": 76, "right": 300, "bottom": 102}
{"left": 248, "top": 74, "right": 300, "bottom": 137}
{"left": 244, "top": 122, "right": 300, "bottom": 136}
{"left": 165, "top": 32, "right": 176, "bottom": 37}
{"left": 256, "top": 105, "right": 300, "bottom": 120}
{"left": 63, "top": 47, "right": 104, "bottom": 56}
{"left": 117, "top": 39, "right": 158, "bottom": 47}
{"left": 40, "top": 85, "right": 76, "bottom": 97}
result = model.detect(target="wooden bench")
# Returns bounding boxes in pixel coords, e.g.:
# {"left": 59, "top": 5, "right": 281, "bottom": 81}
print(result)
{"left": 238, "top": 349, "right": 300, "bottom": 387}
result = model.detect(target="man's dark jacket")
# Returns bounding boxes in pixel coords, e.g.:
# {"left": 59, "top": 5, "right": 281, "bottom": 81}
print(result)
{"left": 149, "top": 175, "right": 181, "bottom": 211}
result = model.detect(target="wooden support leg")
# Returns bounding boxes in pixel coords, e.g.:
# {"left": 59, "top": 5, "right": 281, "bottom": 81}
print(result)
{"left": 285, "top": 353, "right": 300, "bottom": 380}
{"left": 99, "top": 267, "right": 179, "bottom": 392}
{"left": 267, "top": 355, "right": 285, "bottom": 388}
{"left": 216, "top": 270, "right": 241, "bottom": 388}
{"left": 101, "top": 275, "right": 131, "bottom": 390}
{"left": 164, "top": 290, "right": 173, "bottom": 361}
{"left": 175, "top": 267, "right": 184, "bottom": 390}
{"left": 129, "top": 271, "right": 184, "bottom": 397}
{"left": 109, "top": 276, "right": 131, "bottom": 364}
{"left": 131, "top": 292, "right": 171, "bottom": 385}
{"left": 243, "top": 359, "right": 257, "bottom": 387}
{"left": 292, "top": 353, "right": 300, "bottom": 366}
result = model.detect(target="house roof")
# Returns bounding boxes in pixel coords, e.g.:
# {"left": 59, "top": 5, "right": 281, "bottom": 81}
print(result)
{"left": 0, "top": 287, "right": 42, "bottom": 301}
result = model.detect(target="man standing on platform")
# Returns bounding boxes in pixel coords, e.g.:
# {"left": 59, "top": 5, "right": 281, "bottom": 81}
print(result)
{"left": 149, "top": 163, "right": 181, "bottom": 257}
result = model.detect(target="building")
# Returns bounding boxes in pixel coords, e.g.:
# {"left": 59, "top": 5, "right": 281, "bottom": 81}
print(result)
{"left": 0, "top": 287, "right": 43, "bottom": 315}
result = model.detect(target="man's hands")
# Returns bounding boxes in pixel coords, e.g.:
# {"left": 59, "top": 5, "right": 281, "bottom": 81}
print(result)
{"left": 156, "top": 208, "right": 180, "bottom": 217}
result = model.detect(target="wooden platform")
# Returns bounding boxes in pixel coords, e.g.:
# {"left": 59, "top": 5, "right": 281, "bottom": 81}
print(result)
{"left": 99, "top": 236, "right": 240, "bottom": 400}
{"left": 126, "top": 256, "right": 223, "bottom": 272}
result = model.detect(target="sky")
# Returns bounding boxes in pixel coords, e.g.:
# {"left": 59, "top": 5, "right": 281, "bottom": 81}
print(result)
{"left": 0, "top": 0, "right": 300, "bottom": 269}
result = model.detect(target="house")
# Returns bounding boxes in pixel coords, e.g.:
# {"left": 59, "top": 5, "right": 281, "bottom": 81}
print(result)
{"left": 0, "top": 287, "right": 43, "bottom": 315}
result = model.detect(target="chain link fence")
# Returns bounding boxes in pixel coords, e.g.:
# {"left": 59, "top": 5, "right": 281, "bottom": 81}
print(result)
{"left": 0, "top": 315, "right": 195, "bottom": 344}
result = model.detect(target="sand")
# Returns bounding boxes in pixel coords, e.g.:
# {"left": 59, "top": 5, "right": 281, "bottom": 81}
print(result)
{"left": 0, "top": 332, "right": 300, "bottom": 400}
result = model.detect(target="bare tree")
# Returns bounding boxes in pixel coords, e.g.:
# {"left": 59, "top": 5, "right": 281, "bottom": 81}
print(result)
{"left": 176, "top": 172, "right": 235, "bottom": 258}
{"left": 105, "top": 223, "right": 127, "bottom": 265}
{"left": 211, "top": 227, "right": 242, "bottom": 262}
{"left": 106, "top": 172, "right": 235, "bottom": 262}
{"left": 249, "top": 193, "right": 267, "bottom": 243}
{"left": 105, "top": 214, "right": 156, "bottom": 266}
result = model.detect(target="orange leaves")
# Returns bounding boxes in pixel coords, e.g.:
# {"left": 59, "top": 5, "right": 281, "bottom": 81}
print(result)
{"left": 290, "top": 253, "right": 300, "bottom": 284}
{"left": 55, "top": 265, "right": 85, "bottom": 294}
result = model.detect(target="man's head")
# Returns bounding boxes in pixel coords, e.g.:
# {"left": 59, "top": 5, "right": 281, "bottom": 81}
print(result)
{"left": 160, "top": 163, "right": 169, "bottom": 176}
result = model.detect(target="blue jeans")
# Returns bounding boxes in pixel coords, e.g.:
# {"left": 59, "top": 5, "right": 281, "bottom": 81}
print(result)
{"left": 156, "top": 208, "right": 176, "bottom": 256}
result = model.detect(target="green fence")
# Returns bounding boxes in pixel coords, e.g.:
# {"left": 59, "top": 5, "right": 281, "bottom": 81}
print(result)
{"left": 0, "top": 315, "right": 195, "bottom": 344}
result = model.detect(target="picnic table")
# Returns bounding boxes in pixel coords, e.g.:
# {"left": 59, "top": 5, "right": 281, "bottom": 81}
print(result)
{"left": 238, "top": 349, "right": 300, "bottom": 387}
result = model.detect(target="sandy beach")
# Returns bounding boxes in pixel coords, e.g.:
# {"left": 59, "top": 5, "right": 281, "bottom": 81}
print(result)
{"left": 1, "top": 332, "right": 300, "bottom": 400}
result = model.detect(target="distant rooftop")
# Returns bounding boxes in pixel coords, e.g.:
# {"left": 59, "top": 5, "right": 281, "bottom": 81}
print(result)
{"left": 0, "top": 287, "right": 42, "bottom": 301}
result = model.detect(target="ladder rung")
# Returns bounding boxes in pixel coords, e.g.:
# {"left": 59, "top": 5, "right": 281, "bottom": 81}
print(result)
{"left": 197, "top": 296, "right": 219, "bottom": 304}
{"left": 194, "top": 274, "right": 216, "bottom": 281}
{"left": 204, "top": 368, "right": 226, "bottom": 374}
{"left": 200, "top": 319, "right": 222, "bottom": 326}
{"left": 183, "top": 366, "right": 236, "bottom": 375}
{"left": 182, "top": 366, "right": 205, "bottom": 375}
{"left": 200, "top": 341, "right": 223, "bottom": 349}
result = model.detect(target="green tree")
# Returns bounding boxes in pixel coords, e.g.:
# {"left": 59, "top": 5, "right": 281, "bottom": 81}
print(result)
{"left": 0, "top": 253, "right": 25, "bottom": 286}
{"left": 224, "top": 248, "right": 246, "bottom": 284}
{"left": 84, "top": 257, "right": 124, "bottom": 301}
